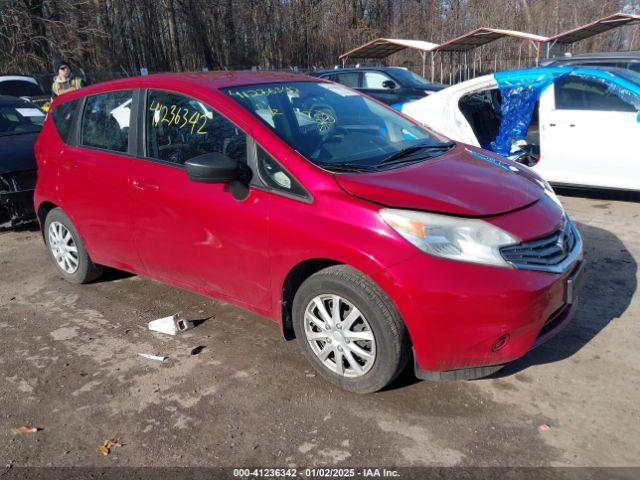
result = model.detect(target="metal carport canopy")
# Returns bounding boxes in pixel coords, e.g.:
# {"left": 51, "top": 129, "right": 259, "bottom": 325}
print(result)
{"left": 338, "top": 38, "right": 439, "bottom": 60}
{"left": 547, "top": 12, "right": 640, "bottom": 44}
{"left": 431, "top": 28, "right": 549, "bottom": 52}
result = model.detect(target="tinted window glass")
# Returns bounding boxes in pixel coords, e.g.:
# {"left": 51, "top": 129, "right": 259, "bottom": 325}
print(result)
{"left": 223, "top": 82, "right": 448, "bottom": 168}
{"left": 363, "top": 71, "right": 393, "bottom": 89}
{"left": 0, "top": 104, "right": 45, "bottom": 136}
{"left": 555, "top": 77, "right": 637, "bottom": 112}
{"left": 51, "top": 99, "right": 79, "bottom": 143}
{"left": 81, "top": 90, "right": 132, "bottom": 152}
{"left": 336, "top": 73, "right": 359, "bottom": 87}
{"left": 257, "top": 146, "right": 306, "bottom": 197}
{"left": 389, "top": 68, "right": 430, "bottom": 87}
{"left": 0, "top": 80, "right": 44, "bottom": 97}
{"left": 146, "top": 90, "right": 247, "bottom": 165}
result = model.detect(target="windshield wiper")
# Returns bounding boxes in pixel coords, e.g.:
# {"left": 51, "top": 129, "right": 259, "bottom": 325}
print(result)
{"left": 378, "top": 142, "right": 455, "bottom": 166}
{"left": 322, "top": 163, "right": 378, "bottom": 173}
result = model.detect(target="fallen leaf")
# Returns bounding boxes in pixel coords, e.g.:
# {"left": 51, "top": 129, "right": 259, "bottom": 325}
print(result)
{"left": 12, "top": 426, "right": 38, "bottom": 434}
{"left": 104, "top": 439, "right": 122, "bottom": 449}
{"left": 98, "top": 438, "right": 123, "bottom": 455}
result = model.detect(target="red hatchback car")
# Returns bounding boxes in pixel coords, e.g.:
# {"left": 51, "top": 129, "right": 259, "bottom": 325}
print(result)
{"left": 34, "top": 72, "right": 585, "bottom": 393}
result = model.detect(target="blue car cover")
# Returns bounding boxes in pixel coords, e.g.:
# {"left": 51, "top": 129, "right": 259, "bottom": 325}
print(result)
{"left": 489, "top": 67, "right": 640, "bottom": 157}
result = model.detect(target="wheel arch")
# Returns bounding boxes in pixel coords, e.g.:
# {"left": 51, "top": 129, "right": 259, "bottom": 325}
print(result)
{"left": 280, "top": 258, "right": 342, "bottom": 340}
{"left": 36, "top": 201, "right": 59, "bottom": 242}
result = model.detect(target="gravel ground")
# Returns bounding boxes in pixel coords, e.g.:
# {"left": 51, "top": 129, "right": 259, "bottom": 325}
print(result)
{"left": 0, "top": 193, "right": 638, "bottom": 469}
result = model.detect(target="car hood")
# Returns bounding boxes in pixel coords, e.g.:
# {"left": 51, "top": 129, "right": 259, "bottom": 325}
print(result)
{"left": 0, "top": 132, "right": 38, "bottom": 175}
{"left": 334, "top": 145, "right": 544, "bottom": 217}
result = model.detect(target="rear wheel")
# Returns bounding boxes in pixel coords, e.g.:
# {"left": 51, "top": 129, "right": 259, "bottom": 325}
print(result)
{"left": 292, "top": 265, "right": 409, "bottom": 393}
{"left": 44, "top": 208, "right": 103, "bottom": 284}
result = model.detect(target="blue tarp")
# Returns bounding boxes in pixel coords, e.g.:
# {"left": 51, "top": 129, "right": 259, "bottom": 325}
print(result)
{"left": 489, "top": 66, "right": 640, "bottom": 156}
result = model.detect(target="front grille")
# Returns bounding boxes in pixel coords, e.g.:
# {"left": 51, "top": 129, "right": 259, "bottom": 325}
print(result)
{"left": 500, "top": 218, "right": 577, "bottom": 272}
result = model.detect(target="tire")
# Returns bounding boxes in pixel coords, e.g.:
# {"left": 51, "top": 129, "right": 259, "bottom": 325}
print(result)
{"left": 292, "top": 265, "right": 410, "bottom": 393}
{"left": 44, "top": 208, "right": 103, "bottom": 284}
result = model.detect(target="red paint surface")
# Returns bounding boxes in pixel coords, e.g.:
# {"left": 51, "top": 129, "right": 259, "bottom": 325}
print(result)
{"left": 35, "top": 72, "right": 581, "bottom": 374}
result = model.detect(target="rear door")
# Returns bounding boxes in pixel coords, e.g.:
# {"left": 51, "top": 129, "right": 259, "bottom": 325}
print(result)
{"left": 57, "top": 89, "right": 139, "bottom": 271}
{"left": 130, "top": 89, "right": 271, "bottom": 308}
{"left": 538, "top": 75, "right": 640, "bottom": 189}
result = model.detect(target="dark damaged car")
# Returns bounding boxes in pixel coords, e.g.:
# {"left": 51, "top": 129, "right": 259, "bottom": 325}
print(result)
{"left": 0, "top": 95, "right": 45, "bottom": 228}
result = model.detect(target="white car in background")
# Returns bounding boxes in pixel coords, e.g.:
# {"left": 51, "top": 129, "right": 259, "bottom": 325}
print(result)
{"left": 401, "top": 66, "right": 640, "bottom": 192}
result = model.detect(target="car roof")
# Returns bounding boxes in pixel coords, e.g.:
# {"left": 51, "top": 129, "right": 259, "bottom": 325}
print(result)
{"left": 0, "top": 75, "right": 39, "bottom": 84}
{"left": 54, "top": 71, "right": 322, "bottom": 103}
{"left": 549, "top": 51, "right": 640, "bottom": 62}
{"left": 0, "top": 95, "right": 35, "bottom": 107}
{"left": 314, "top": 66, "right": 407, "bottom": 75}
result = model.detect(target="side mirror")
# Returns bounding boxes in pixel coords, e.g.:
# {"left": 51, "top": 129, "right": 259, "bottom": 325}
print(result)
{"left": 185, "top": 152, "right": 239, "bottom": 183}
{"left": 382, "top": 80, "right": 397, "bottom": 90}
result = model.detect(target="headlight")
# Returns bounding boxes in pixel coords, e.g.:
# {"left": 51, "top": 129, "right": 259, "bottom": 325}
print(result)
{"left": 379, "top": 209, "right": 519, "bottom": 267}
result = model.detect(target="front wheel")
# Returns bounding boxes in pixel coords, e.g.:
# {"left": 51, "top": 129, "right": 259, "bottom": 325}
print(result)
{"left": 292, "top": 265, "right": 409, "bottom": 393}
{"left": 44, "top": 208, "right": 103, "bottom": 284}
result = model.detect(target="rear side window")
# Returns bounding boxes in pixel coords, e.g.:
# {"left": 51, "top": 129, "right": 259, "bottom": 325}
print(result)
{"left": 81, "top": 90, "right": 133, "bottom": 153}
{"left": 145, "top": 90, "right": 247, "bottom": 165}
{"left": 336, "top": 73, "right": 360, "bottom": 87}
{"left": 0, "top": 80, "right": 44, "bottom": 97}
{"left": 554, "top": 77, "right": 637, "bottom": 112}
{"left": 50, "top": 99, "right": 79, "bottom": 143}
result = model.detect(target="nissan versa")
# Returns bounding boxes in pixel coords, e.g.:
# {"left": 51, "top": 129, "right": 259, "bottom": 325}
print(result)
{"left": 34, "top": 72, "right": 585, "bottom": 393}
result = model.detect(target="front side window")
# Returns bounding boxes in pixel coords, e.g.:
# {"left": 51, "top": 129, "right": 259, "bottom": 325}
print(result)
{"left": 223, "top": 81, "right": 448, "bottom": 170}
{"left": 554, "top": 76, "right": 639, "bottom": 112}
{"left": 81, "top": 90, "right": 132, "bottom": 153}
{"left": 146, "top": 90, "right": 247, "bottom": 165}
{"left": 363, "top": 71, "right": 393, "bottom": 89}
{"left": 0, "top": 103, "right": 45, "bottom": 136}
{"left": 51, "top": 99, "right": 79, "bottom": 143}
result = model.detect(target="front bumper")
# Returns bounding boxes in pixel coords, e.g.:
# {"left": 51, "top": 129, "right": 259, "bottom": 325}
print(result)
{"left": 372, "top": 242, "right": 585, "bottom": 377}
{"left": 0, "top": 170, "right": 37, "bottom": 227}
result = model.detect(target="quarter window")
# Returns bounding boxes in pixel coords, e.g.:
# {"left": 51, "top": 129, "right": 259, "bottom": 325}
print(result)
{"left": 81, "top": 90, "right": 133, "bottom": 152}
{"left": 554, "top": 77, "right": 637, "bottom": 112}
{"left": 257, "top": 146, "right": 306, "bottom": 197}
{"left": 51, "top": 99, "right": 79, "bottom": 143}
{"left": 145, "top": 90, "right": 247, "bottom": 165}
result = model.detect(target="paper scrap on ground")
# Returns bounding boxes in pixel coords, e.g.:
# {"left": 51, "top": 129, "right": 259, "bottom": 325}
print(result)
{"left": 137, "top": 353, "right": 167, "bottom": 362}
{"left": 148, "top": 311, "right": 194, "bottom": 335}
{"left": 12, "top": 425, "right": 39, "bottom": 434}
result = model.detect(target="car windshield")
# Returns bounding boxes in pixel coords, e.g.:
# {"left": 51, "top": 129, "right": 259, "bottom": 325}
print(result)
{"left": 222, "top": 81, "right": 449, "bottom": 170}
{"left": 0, "top": 105, "right": 45, "bottom": 136}
{"left": 389, "top": 69, "right": 431, "bottom": 88}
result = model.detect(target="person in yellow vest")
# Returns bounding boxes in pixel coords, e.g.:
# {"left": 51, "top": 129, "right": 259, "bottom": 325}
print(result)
{"left": 51, "top": 61, "right": 83, "bottom": 97}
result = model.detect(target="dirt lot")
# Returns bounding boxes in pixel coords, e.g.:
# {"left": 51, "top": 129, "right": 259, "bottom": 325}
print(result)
{"left": 0, "top": 193, "right": 639, "bottom": 469}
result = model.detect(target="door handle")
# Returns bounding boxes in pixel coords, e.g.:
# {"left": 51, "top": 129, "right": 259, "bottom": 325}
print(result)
{"left": 132, "top": 179, "right": 160, "bottom": 192}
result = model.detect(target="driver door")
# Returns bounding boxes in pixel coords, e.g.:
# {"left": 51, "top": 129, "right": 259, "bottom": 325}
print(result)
{"left": 130, "top": 89, "right": 271, "bottom": 309}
